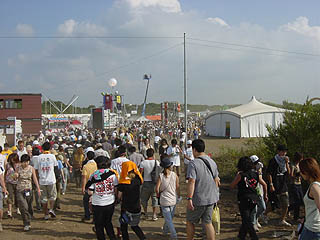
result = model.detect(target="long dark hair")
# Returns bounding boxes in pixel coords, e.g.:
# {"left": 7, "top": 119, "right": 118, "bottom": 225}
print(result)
{"left": 237, "top": 156, "right": 254, "bottom": 172}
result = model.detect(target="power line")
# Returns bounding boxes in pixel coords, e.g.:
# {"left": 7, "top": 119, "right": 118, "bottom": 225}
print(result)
{"left": 95, "top": 42, "right": 183, "bottom": 78}
{"left": 187, "top": 37, "right": 320, "bottom": 58}
{"left": 0, "top": 35, "right": 182, "bottom": 39}
{"left": 60, "top": 42, "right": 183, "bottom": 89}
{"left": 187, "top": 42, "right": 320, "bottom": 62}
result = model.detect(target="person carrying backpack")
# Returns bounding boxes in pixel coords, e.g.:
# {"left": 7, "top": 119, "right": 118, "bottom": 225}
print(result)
{"left": 139, "top": 148, "right": 159, "bottom": 221}
{"left": 230, "top": 156, "right": 268, "bottom": 240}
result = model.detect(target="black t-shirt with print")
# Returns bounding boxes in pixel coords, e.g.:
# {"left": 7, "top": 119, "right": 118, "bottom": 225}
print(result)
{"left": 266, "top": 157, "right": 288, "bottom": 194}
{"left": 237, "top": 169, "right": 259, "bottom": 202}
{"left": 117, "top": 176, "right": 142, "bottom": 213}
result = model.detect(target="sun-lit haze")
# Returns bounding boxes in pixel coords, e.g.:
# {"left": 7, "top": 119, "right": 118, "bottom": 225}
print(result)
{"left": 1, "top": 0, "right": 320, "bottom": 106}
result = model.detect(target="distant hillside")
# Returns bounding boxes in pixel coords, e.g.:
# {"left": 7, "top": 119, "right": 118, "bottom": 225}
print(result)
{"left": 42, "top": 100, "right": 315, "bottom": 115}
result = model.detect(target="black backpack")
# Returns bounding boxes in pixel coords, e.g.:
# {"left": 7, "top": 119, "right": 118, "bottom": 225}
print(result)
{"left": 150, "top": 160, "right": 157, "bottom": 183}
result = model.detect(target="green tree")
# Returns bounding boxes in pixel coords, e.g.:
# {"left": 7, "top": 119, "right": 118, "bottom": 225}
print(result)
{"left": 264, "top": 100, "right": 320, "bottom": 160}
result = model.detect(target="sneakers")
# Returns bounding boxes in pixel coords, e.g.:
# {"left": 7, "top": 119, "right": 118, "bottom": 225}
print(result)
{"left": 23, "top": 225, "right": 31, "bottom": 231}
{"left": 17, "top": 208, "right": 21, "bottom": 215}
{"left": 48, "top": 209, "right": 56, "bottom": 218}
{"left": 81, "top": 217, "right": 90, "bottom": 223}
{"left": 141, "top": 212, "right": 147, "bottom": 220}
{"left": 279, "top": 220, "right": 292, "bottom": 227}
{"left": 44, "top": 215, "right": 50, "bottom": 220}
{"left": 260, "top": 214, "right": 269, "bottom": 224}
{"left": 7, "top": 211, "right": 12, "bottom": 218}
{"left": 152, "top": 215, "right": 158, "bottom": 221}
{"left": 253, "top": 224, "right": 259, "bottom": 232}
{"left": 256, "top": 221, "right": 262, "bottom": 228}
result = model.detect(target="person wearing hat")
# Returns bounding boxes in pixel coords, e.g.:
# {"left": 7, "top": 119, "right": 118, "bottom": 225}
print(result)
{"left": 249, "top": 155, "right": 267, "bottom": 232}
{"left": 265, "top": 144, "right": 291, "bottom": 226}
{"left": 32, "top": 140, "right": 42, "bottom": 152}
{"left": 95, "top": 143, "right": 110, "bottom": 159}
{"left": 156, "top": 157, "right": 180, "bottom": 240}
{"left": 183, "top": 140, "right": 194, "bottom": 183}
{"left": 117, "top": 161, "right": 146, "bottom": 240}
{"left": 11, "top": 146, "right": 18, "bottom": 154}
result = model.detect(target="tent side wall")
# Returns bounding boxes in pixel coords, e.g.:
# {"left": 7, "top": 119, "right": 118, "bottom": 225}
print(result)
{"left": 205, "top": 113, "right": 241, "bottom": 138}
{"left": 240, "top": 112, "right": 285, "bottom": 137}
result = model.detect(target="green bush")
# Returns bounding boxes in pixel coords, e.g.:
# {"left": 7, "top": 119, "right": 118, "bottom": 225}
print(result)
{"left": 213, "top": 138, "right": 269, "bottom": 181}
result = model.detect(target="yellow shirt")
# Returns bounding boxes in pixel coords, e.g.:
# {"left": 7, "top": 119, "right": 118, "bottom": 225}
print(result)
{"left": 1, "top": 150, "right": 13, "bottom": 159}
{"left": 82, "top": 160, "right": 97, "bottom": 184}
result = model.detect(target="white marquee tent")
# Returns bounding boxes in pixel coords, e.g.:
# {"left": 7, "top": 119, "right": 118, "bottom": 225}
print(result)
{"left": 205, "top": 96, "right": 287, "bottom": 138}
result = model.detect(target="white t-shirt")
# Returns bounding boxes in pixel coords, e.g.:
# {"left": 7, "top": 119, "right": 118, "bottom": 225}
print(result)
{"left": 111, "top": 157, "right": 129, "bottom": 175}
{"left": 183, "top": 147, "right": 194, "bottom": 165}
{"left": 140, "top": 159, "right": 160, "bottom": 182}
{"left": 154, "top": 136, "right": 161, "bottom": 144}
{"left": 0, "top": 154, "right": 6, "bottom": 173}
{"left": 17, "top": 148, "right": 27, "bottom": 160}
{"left": 180, "top": 132, "right": 186, "bottom": 142}
{"left": 167, "top": 146, "right": 181, "bottom": 167}
{"left": 34, "top": 153, "right": 58, "bottom": 185}
{"left": 89, "top": 174, "right": 118, "bottom": 206}
{"left": 30, "top": 156, "right": 39, "bottom": 167}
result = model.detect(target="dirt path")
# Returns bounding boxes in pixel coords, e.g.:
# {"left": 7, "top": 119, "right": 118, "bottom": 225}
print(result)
{"left": 1, "top": 138, "right": 297, "bottom": 239}
{"left": 1, "top": 180, "right": 297, "bottom": 240}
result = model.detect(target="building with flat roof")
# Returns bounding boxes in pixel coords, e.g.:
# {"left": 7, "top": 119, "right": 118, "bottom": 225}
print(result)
{"left": 0, "top": 93, "right": 42, "bottom": 144}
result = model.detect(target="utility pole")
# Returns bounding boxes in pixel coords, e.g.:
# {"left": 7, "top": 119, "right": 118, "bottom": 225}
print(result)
{"left": 184, "top": 33, "right": 188, "bottom": 144}
{"left": 142, "top": 74, "right": 151, "bottom": 117}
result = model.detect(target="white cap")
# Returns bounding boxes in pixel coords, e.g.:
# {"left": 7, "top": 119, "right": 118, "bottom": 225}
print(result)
{"left": 33, "top": 140, "right": 39, "bottom": 146}
{"left": 84, "top": 147, "right": 94, "bottom": 154}
{"left": 250, "top": 155, "right": 259, "bottom": 163}
{"left": 187, "top": 140, "right": 192, "bottom": 145}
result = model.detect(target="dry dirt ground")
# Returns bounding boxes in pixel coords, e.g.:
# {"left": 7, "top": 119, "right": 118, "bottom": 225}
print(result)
{"left": 1, "top": 138, "right": 298, "bottom": 240}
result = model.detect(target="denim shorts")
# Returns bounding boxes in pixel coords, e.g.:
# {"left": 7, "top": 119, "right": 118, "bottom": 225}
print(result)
{"left": 126, "top": 211, "right": 141, "bottom": 227}
{"left": 299, "top": 226, "right": 320, "bottom": 240}
{"left": 140, "top": 181, "right": 157, "bottom": 207}
{"left": 0, "top": 190, "right": 3, "bottom": 209}
{"left": 186, "top": 204, "right": 214, "bottom": 224}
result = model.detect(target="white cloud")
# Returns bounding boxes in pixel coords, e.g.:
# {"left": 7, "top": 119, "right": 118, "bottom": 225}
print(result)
{"left": 14, "top": 74, "right": 21, "bottom": 81}
{"left": 58, "top": 19, "right": 107, "bottom": 36}
{"left": 16, "top": 24, "right": 34, "bottom": 36}
{"left": 58, "top": 19, "right": 77, "bottom": 35}
{"left": 207, "top": 17, "right": 230, "bottom": 27}
{"left": 7, "top": 58, "right": 14, "bottom": 67}
{"left": 3, "top": 3, "right": 320, "bottom": 106}
{"left": 280, "top": 16, "right": 320, "bottom": 41}
{"left": 126, "top": 0, "right": 181, "bottom": 13}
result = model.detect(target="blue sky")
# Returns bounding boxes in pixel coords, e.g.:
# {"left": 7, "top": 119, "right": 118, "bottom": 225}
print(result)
{"left": 1, "top": 0, "right": 320, "bottom": 106}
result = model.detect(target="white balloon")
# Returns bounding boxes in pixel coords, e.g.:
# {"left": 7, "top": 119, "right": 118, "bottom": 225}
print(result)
{"left": 108, "top": 78, "right": 117, "bottom": 87}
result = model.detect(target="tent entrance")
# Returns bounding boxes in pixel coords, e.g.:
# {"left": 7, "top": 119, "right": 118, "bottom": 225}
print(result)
{"left": 225, "top": 122, "right": 230, "bottom": 137}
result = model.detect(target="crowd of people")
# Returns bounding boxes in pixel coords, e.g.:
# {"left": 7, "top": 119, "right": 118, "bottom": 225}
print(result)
{"left": 0, "top": 123, "right": 320, "bottom": 240}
